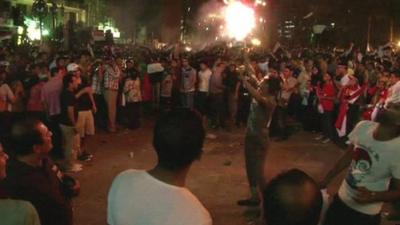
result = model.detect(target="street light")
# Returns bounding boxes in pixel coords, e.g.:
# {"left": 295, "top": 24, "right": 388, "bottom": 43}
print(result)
{"left": 32, "top": 0, "right": 48, "bottom": 40}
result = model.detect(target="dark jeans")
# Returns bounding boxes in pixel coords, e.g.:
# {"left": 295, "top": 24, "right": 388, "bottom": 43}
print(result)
{"left": 47, "top": 114, "right": 64, "bottom": 159}
{"left": 273, "top": 106, "right": 288, "bottom": 139}
{"left": 346, "top": 104, "right": 360, "bottom": 135}
{"left": 288, "top": 93, "right": 301, "bottom": 119}
{"left": 124, "top": 102, "right": 141, "bottom": 129}
{"left": 94, "top": 94, "right": 107, "bottom": 130}
{"left": 180, "top": 91, "right": 194, "bottom": 109}
{"left": 209, "top": 93, "right": 225, "bottom": 128}
{"left": 160, "top": 96, "right": 172, "bottom": 112}
{"left": 236, "top": 94, "right": 251, "bottom": 126}
{"left": 321, "top": 111, "right": 337, "bottom": 141}
{"left": 171, "top": 89, "right": 181, "bottom": 109}
{"left": 195, "top": 91, "right": 208, "bottom": 115}
{"left": 324, "top": 195, "right": 381, "bottom": 225}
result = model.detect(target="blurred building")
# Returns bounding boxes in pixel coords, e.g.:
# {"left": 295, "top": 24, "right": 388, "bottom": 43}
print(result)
{"left": 0, "top": 0, "right": 105, "bottom": 27}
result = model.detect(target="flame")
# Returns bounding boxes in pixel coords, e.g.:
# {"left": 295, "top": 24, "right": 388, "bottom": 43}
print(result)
{"left": 223, "top": 1, "right": 255, "bottom": 41}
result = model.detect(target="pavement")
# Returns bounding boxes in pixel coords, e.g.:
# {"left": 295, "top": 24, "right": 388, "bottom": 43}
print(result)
{"left": 71, "top": 121, "right": 399, "bottom": 225}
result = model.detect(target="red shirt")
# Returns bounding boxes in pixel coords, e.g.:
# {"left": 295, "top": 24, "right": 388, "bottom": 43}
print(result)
{"left": 27, "top": 81, "right": 45, "bottom": 112}
{"left": 320, "top": 83, "right": 336, "bottom": 111}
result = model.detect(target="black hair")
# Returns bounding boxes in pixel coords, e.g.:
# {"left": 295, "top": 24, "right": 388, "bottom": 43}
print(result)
{"left": 283, "top": 64, "right": 294, "bottom": 71}
{"left": 80, "top": 50, "right": 91, "bottom": 57}
{"left": 268, "top": 61, "right": 279, "bottom": 72}
{"left": 56, "top": 56, "right": 67, "bottom": 64}
{"left": 9, "top": 118, "right": 43, "bottom": 156}
{"left": 391, "top": 69, "right": 400, "bottom": 78}
{"left": 63, "top": 73, "right": 75, "bottom": 90}
{"left": 338, "top": 57, "right": 348, "bottom": 67}
{"left": 266, "top": 77, "right": 282, "bottom": 96}
{"left": 126, "top": 68, "right": 139, "bottom": 80}
{"left": 263, "top": 169, "right": 323, "bottom": 225}
{"left": 153, "top": 108, "right": 205, "bottom": 171}
{"left": 37, "top": 62, "right": 47, "bottom": 69}
{"left": 50, "top": 67, "right": 59, "bottom": 77}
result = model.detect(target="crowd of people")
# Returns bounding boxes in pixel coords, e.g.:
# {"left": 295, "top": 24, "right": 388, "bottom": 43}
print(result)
{"left": 0, "top": 40, "right": 399, "bottom": 225}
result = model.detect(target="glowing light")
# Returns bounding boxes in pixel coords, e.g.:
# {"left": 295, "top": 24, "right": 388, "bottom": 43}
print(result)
{"left": 98, "top": 22, "right": 121, "bottom": 38}
{"left": 397, "top": 41, "right": 400, "bottom": 47}
{"left": 185, "top": 46, "right": 192, "bottom": 52}
{"left": 24, "top": 17, "right": 49, "bottom": 41}
{"left": 224, "top": 1, "right": 256, "bottom": 41}
{"left": 251, "top": 38, "right": 261, "bottom": 46}
{"left": 254, "top": 0, "right": 267, "bottom": 7}
{"left": 17, "top": 26, "right": 24, "bottom": 35}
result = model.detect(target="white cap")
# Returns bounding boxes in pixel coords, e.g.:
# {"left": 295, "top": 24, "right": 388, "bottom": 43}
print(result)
{"left": 147, "top": 63, "right": 164, "bottom": 74}
{"left": 67, "top": 63, "right": 79, "bottom": 72}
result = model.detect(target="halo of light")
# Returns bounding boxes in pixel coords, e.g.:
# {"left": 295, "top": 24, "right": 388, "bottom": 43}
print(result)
{"left": 24, "top": 17, "right": 49, "bottom": 41}
{"left": 251, "top": 38, "right": 261, "bottom": 46}
{"left": 224, "top": 1, "right": 255, "bottom": 41}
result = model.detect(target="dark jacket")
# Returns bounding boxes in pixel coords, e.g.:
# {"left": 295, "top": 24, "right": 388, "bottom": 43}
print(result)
{"left": 0, "top": 157, "right": 73, "bottom": 225}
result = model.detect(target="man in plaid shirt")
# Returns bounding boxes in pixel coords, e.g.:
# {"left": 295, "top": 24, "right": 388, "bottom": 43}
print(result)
{"left": 103, "top": 56, "right": 121, "bottom": 132}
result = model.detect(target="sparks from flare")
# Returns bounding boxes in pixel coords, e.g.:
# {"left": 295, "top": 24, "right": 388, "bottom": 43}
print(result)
{"left": 223, "top": 1, "right": 256, "bottom": 41}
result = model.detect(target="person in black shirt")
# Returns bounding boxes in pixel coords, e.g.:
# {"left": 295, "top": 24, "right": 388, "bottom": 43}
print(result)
{"left": 59, "top": 72, "right": 90, "bottom": 172}
{"left": 75, "top": 67, "right": 96, "bottom": 162}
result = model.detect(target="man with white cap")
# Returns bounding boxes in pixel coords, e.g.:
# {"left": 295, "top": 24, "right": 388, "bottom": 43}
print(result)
{"left": 58, "top": 64, "right": 92, "bottom": 172}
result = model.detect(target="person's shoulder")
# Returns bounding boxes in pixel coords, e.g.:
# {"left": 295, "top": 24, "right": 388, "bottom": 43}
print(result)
{"left": 0, "top": 198, "right": 36, "bottom": 213}
{"left": 358, "top": 120, "right": 376, "bottom": 127}
{"left": 0, "top": 199, "right": 40, "bottom": 225}
{"left": 353, "top": 120, "right": 376, "bottom": 133}
{"left": 178, "top": 190, "right": 212, "bottom": 223}
{"left": 393, "top": 80, "right": 400, "bottom": 89}
{"left": 112, "top": 169, "right": 143, "bottom": 183}
{"left": 0, "top": 83, "right": 10, "bottom": 89}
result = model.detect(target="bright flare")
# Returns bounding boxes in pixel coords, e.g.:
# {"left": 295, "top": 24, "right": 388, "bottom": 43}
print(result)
{"left": 224, "top": 1, "right": 255, "bottom": 41}
{"left": 251, "top": 38, "right": 261, "bottom": 46}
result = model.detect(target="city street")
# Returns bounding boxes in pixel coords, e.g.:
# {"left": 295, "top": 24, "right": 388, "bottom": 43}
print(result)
{"left": 72, "top": 120, "right": 399, "bottom": 225}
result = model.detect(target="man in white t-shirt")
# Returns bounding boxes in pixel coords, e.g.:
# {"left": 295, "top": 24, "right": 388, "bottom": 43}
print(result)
{"left": 385, "top": 70, "right": 400, "bottom": 106}
{"left": 335, "top": 58, "right": 350, "bottom": 89}
{"left": 108, "top": 109, "right": 212, "bottom": 225}
{"left": 321, "top": 99, "right": 400, "bottom": 225}
{"left": 196, "top": 62, "right": 212, "bottom": 119}
{"left": 0, "top": 71, "right": 15, "bottom": 112}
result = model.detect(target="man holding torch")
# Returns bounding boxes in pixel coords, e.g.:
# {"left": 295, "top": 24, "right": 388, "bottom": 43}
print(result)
{"left": 237, "top": 59, "right": 280, "bottom": 206}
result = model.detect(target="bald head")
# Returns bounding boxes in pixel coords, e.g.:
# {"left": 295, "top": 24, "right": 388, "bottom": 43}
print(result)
{"left": 263, "top": 169, "right": 322, "bottom": 225}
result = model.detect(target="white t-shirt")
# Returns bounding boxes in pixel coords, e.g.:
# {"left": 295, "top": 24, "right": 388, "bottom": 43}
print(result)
{"left": 385, "top": 80, "right": 400, "bottom": 105}
{"left": 340, "top": 74, "right": 350, "bottom": 87}
{"left": 161, "top": 74, "right": 173, "bottom": 97}
{"left": 338, "top": 121, "right": 400, "bottom": 215}
{"left": 108, "top": 170, "right": 212, "bottom": 225}
{"left": 0, "top": 83, "right": 15, "bottom": 111}
{"left": 198, "top": 69, "right": 212, "bottom": 92}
